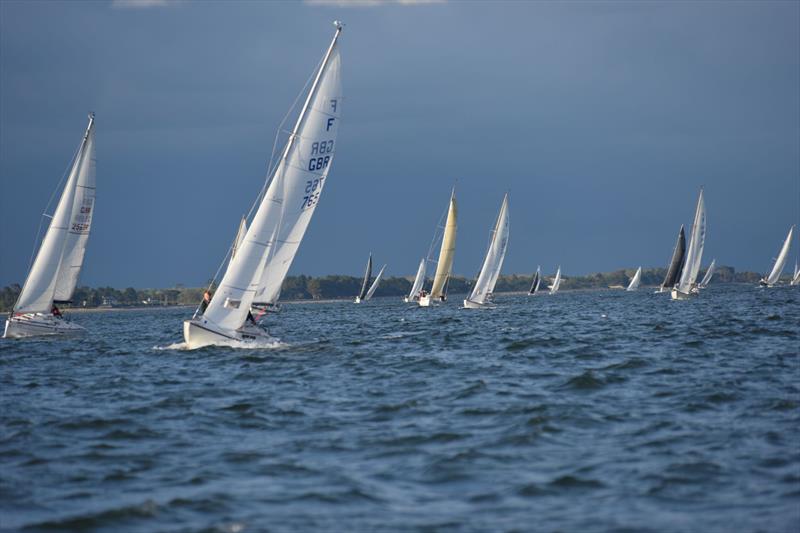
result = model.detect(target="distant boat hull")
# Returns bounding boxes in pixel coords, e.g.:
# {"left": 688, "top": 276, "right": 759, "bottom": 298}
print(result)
{"left": 3, "top": 313, "right": 85, "bottom": 338}
{"left": 463, "top": 298, "right": 493, "bottom": 309}
{"left": 670, "top": 288, "right": 694, "bottom": 300}
{"left": 354, "top": 296, "right": 362, "bottom": 304}
{"left": 418, "top": 295, "right": 432, "bottom": 307}
{"left": 183, "top": 318, "right": 271, "bottom": 349}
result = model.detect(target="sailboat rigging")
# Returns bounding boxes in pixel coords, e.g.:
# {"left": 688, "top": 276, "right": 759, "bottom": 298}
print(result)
{"left": 464, "top": 194, "right": 510, "bottom": 309}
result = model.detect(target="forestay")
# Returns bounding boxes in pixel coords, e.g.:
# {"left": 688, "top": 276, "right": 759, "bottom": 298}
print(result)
{"left": 15, "top": 115, "right": 96, "bottom": 314}
{"left": 203, "top": 26, "right": 342, "bottom": 332}
{"left": 676, "top": 189, "right": 706, "bottom": 294}
{"left": 466, "top": 194, "right": 509, "bottom": 305}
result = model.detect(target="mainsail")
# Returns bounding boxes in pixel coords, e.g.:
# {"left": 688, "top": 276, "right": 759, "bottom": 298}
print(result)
{"left": 660, "top": 225, "right": 686, "bottom": 291}
{"left": 201, "top": 25, "right": 342, "bottom": 333}
{"left": 529, "top": 266, "right": 541, "bottom": 295}
{"left": 626, "top": 266, "right": 642, "bottom": 291}
{"left": 15, "top": 114, "right": 96, "bottom": 314}
{"left": 763, "top": 226, "right": 794, "bottom": 286}
{"left": 466, "top": 194, "right": 510, "bottom": 305}
{"left": 407, "top": 258, "right": 426, "bottom": 301}
{"left": 357, "top": 253, "right": 373, "bottom": 301}
{"left": 698, "top": 259, "right": 716, "bottom": 288}
{"left": 429, "top": 191, "right": 457, "bottom": 300}
{"left": 675, "top": 189, "right": 706, "bottom": 294}
{"left": 550, "top": 266, "right": 562, "bottom": 294}
{"left": 364, "top": 264, "right": 386, "bottom": 301}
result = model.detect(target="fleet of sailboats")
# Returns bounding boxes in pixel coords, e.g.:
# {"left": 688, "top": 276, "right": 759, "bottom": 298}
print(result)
{"left": 760, "top": 226, "right": 794, "bottom": 288}
{"left": 419, "top": 190, "right": 457, "bottom": 307}
{"left": 4, "top": 114, "right": 96, "bottom": 339}
{"left": 464, "top": 194, "right": 510, "bottom": 309}
{"left": 182, "top": 22, "right": 343, "bottom": 348}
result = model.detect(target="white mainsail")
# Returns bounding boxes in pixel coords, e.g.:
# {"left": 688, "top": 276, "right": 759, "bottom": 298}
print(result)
{"left": 675, "top": 189, "right": 706, "bottom": 295}
{"left": 698, "top": 259, "right": 716, "bottom": 288}
{"left": 792, "top": 261, "right": 800, "bottom": 286}
{"left": 14, "top": 114, "right": 96, "bottom": 314}
{"left": 407, "top": 258, "right": 426, "bottom": 301}
{"left": 199, "top": 25, "right": 342, "bottom": 334}
{"left": 465, "top": 194, "right": 510, "bottom": 306}
{"left": 626, "top": 266, "right": 642, "bottom": 291}
{"left": 550, "top": 266, "right": 562, "bottom": 294}
{"left": 231, "top": 217, "right": 248, "bottom": 260}
{"left": 429, "top": 191, "right": 458, "bottom": 300}
{"left": 364, "top": 264, "right": 386, "bottom": 301}
{"left": 763, "top": 226, "right": 794, "bottom": 286}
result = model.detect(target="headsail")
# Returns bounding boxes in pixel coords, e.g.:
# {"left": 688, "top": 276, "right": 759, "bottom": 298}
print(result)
{"left": 626, "top": 266, "right": 642, "bottom": 291}
{"left": 550, "top": 266, "right": 562, "bottom": 294}
{"left": 698, "top": 258, "right": 716, "bottom": 288}
{"left": 357, "top": 253, "right": 373, "bottom": 301}
{"left": 15, "top": 114, "right": 96, "bottom": 314}
{"left": 660, "top": 225, "right": 686, "bottom": 291}
{"left": 529, "top": 266, "right": 541, "bottom": 295}
{"left": 231, "top": 217, "right": 248, "bottom": 260}
{"left": 792, "top": 260, "right": 800, "bottom": 286}
{"left": 407, "top": 258, "right": 426, "bottom": 301}
{"left": 675, "top": 189, "right": 706, "bottom": 294}
{"left": 429, "top": 191, "right": 457, "bottom": 300}
{"left": 364, "top": 264, "right": 386, "bottom": 301}
{"left": 201, "top": 25, "right": 343, "bottom": 333}
{"left": 466, "top": 194, "right": 510, "bottom": 306}
{"left": 763, "top": 226, "right": 794, "bottom": 286}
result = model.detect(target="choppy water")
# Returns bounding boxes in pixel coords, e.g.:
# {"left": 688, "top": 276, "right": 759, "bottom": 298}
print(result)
{"left": 1, "top": 285, "right": 799, "bottom": 532}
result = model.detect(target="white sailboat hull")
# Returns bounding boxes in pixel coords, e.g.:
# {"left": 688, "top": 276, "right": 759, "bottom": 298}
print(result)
{"left": 463, "top": 298, "right": 493, "bottom": 309}
{"left": 670, "top": 288, "right": 695, "bottom": 300}
{"left": 183, "top": 318, "right": 272, "bottom": 349}
{"left": 418, "top": 295, "right": 433, "bottom": 307}
{"left": 354, "top": 296, "right": 362, "bottom": 304}
{"left": 3, "top": 313, "right": 85, "bottom": 338}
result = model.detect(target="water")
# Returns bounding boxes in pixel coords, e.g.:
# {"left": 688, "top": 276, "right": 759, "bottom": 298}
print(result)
{"left": 1, "top": 285, "right": 798, "bottom": 532}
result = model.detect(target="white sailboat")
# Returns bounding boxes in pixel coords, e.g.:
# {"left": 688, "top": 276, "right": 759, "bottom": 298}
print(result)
{"left": 183, "top": 23, "right": 343, "bottom": 348}
{"left": 354, "top": 253, "right": 372, "bottom": 304}
{"left": 671, "top": 189, "right": 706, "bottom": 300}
{"left": 759, "top": 226, "right": 794, "bottom": 287}
{"left": 404, "top": 258, "right": 426, "bottom": 303}
{"left": 626, "top": 266, "right": 642, "bottom": 291}
{"left": 363, "top": 265, "right": 386, "bottom": 302}
{"left": 791, "top": 260, "right": 800, "bottom": 286}
{"left": 4, "top": 114, "right": 96, "bottom": 339}
{"left": 549, "top": 266, "right": 562, "bottom": 295}
{"left": 464, "top": 194, "right": 510, "bottom": 309}
{"left": 419, "top": 190, "right": 457, "bottom": 307}
{"left": 231, "top": 217, "right": 248, "bottom": 260}
{"left": 697, "top": 258, "right": 716, "bottom": 289}
{"left": 528, "top": 265, "right": 542, "bottom": 295}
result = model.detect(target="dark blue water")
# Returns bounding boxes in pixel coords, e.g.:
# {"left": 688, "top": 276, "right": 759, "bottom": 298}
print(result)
{"left": 1, "top": 285, "right": 799, "bottom": 532}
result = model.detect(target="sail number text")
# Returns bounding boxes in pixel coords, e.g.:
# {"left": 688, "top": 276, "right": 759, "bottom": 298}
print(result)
{"left": 301, "top": 177, "right": 325, "bottom": 209}
{"left": 308, "top": 140, "right": 334, "bottom": 172}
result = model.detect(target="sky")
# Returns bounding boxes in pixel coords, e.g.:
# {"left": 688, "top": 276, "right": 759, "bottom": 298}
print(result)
{"left": 0, "top": 0, "right": 798, "bottom": 288}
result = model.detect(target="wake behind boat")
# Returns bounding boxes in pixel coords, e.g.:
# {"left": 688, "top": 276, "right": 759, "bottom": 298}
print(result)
{"left": 184, "top": 23, "right": 343, "bottom": 349}
{"left": 464, "top": 194, "right": 509, "bottom": 309}
{"left": 4, "top": 114, "right": 96, "bottom": 339}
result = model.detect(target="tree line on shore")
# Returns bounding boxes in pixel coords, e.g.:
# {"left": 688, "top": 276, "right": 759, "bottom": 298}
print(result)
{"left": 0, "top": 265, "right": 767, "bottom": 312}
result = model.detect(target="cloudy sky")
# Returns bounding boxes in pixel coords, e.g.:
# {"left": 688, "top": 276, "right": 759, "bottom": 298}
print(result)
{"left": 0, "top": 0, "right": 797, "bottom": 288}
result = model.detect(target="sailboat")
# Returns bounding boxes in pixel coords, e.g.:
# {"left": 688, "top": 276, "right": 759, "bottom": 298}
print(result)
{"left": 671, "top": 189, "right": 706, "bottom": 300}
{"left": 419, "top": 190, "right": 457, "bottom": 307}
{"left": 4, "top": 114, "right": 96, "bottom": 339}
{"left": 759, "top": 225, "right": 794, "bottom": 287}
{"left": 657, "top": 225, "right": 686, "bottom": 293}
{"left": 404, "top": 258, "right": 426, "bottom": 303}
{"left": 354, "top": 253, "right": 372, "bottom": 303}
{"left": 363, "top": 265, "right": 386, "bottom": 302}
{"left": 183, "top": 23, "right": 343, "bottom": 348}
{"left": 626, "top": 266, "right": 642, "bottom": 291}
{"left": 549, "top": 266, "right": 562, "bottom": 295}
{"left": 464, "top": 194, "right": 510, "bottom": 309}
{"left": 697, "top": 258, "right": 716, "bottom": 289}
{"left": 231, "top": 217, "right": 248, "bottom": 260}
{"left": 528, "top": 266, "right": 542, "bottom": 295}
{"left": 791, "top": 261, "right": 800, "bottom": 286}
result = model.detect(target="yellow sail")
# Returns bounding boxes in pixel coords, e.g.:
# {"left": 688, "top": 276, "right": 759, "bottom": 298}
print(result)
{"left": 430, "top": 194, "right": 457, "bottom": 299}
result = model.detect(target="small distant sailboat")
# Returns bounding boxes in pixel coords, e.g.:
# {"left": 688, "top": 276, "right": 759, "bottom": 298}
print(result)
{"left": 183, "top": 23, "right": 343, "bottom": 348}
{"left": 759, "top": 225, "right": 794, "bottom": 287}
{"left": 697, "top": 258, "right": 716, "bottom": 289}
{"left": 354, "top": 253, "right": 372, "bottom": 303}
{"left": 419, "top": 190, "right": 457, "bottom": 307}
{"left": 404, "top": 258, "right": 426, "bottom": 303}
{"left": 658, "top": 225, "right": 686, "bottom": 293}
{"left": 671, "top": 189, "right": 706, "bottom": 300}
{"left": 626, "top": 266, "right": 642, "bottom": 291}
{"left": 464, "top": 194, "right": 510, "bottom": 309}
{"left": 4, "top": 114, "right": 96, "bottom": 339}
{"left": 364, "top": 265, "right": 386, "bottom": 302}
{"left": 549, "top": 266, "right": 562, "bottom": 295}
{"left": 528, "top": 266, "right": 542, "bottom": 295}
{"left": 791, "top": 260, "right": 800, "bottom": 286}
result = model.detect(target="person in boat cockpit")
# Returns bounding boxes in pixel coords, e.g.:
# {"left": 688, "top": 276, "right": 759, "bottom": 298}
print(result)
{"left": 200, "top": 290, "right": 212, "bottom": 314}
{"left": 51, "top": 305, "right": 62, "bottom": 318}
